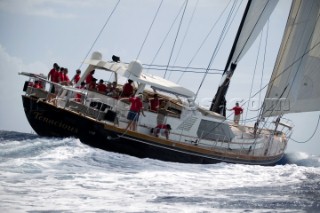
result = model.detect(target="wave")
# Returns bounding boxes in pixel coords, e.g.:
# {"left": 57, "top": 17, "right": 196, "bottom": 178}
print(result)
{"left": 280, "top": 152, "right": 320, "bottom": 167}
{"left": 0, "top": 130, "right": 39, "bottom": 141}
{"left": 1, "top": 130, "right": 319, "bottom": 168}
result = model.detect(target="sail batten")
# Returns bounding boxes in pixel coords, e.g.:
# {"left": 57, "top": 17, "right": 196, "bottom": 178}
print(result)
{"left": 262, "top": 0, "right": 320, "bottom": 117}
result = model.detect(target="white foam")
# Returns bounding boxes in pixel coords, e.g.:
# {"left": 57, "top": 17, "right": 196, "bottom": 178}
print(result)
{"left": 0, "top": 132, "right": 319, "bottom": 212}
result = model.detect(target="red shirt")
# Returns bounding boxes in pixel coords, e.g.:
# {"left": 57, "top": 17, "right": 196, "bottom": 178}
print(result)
{"left": 88, "top": 82, "right": 96, "bottom": 91}
{"left": 74, "top": 74, "right": 80, "bottom": 84}
{"left": 33, "top": 82, "right": 43, "bottom": 89}
{"left": 122, "top": 83, "right": 133, "bottom": 97}
{"left": 86, "top": 73, "right": 93, "bottom": 84}
{"left": 48, "top": 69, "right": 59, "bottom": 83}
{"left": 150, "top": 98, "right": 159, "bottom": 111}
{"left": 129, "top": 97, "right": 143, "bottom": 112}
{"left": 156, "top": 124, "right": 168, "bottom": 129}
{"left": 53, "top": 71, "right": 60, "bottom": 83}
{"left": 97, "top": 83, "right": 107, "bottom": 93}
{"left": 64, "top": 74, "right": 70, "bottom": 83}
{"left": 232, "top": 106, "right": 243, "bottom": 115}
{"left": 59, "top": 72, "right": 65, "bottom": 82}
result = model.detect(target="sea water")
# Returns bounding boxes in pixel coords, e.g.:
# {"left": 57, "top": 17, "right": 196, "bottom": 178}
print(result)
{"left": 0, "top": 131, "right": 319, "bottom": 213}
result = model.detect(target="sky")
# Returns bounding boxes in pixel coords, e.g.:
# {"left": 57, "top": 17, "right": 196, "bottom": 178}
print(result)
{"left": 0, "top": 0, "right": 319, "bottom": 155}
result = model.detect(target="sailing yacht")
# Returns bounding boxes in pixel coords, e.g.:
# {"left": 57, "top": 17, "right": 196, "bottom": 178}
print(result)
{"left": 19, "top": 0, "right": 319, "bottom": 165}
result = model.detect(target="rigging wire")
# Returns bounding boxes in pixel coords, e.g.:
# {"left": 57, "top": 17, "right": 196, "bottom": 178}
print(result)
{"left": 163, "top": 0, "right": 189, "bottom": 79}
{"left": 78, "top": 0, "right": 120, "bottom": 70}
{"left": 136, "top": 0, "right": 164, "bottom": 60}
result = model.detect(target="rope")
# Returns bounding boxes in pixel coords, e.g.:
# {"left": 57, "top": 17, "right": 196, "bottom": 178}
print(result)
{"left": 136, "top": 0, "right": 164, "bottom": 60}
{"left": 78, "top": 0, "right": 120, "bottom": 70}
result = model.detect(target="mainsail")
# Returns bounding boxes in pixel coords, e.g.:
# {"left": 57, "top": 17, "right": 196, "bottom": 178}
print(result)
{"left": 262, "top": 0, "right": 320, "bottom": 117}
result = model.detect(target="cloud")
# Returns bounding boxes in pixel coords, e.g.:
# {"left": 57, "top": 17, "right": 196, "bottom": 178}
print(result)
{"left": 0, "top": 0, "right": 103, "bottom": 19}
{"left": 0, "top": 44, "right": 47, "bottom": 132}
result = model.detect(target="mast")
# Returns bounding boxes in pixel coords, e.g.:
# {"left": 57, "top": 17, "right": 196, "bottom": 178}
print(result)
{"left": 210, "top": 0, "right": 252, "bottom": 114}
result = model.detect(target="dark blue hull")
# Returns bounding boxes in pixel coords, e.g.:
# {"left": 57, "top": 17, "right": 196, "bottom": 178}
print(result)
{"left": 22, "top": 95, "right": 284, "bottom": 165}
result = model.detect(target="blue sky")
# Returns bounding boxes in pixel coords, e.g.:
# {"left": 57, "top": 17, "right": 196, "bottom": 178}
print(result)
{"left": 0, "top": 0, "right": 319, "bottom": 155}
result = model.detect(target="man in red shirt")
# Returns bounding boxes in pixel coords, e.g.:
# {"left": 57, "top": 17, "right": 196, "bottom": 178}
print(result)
{"left": 121, "top": 79, "right": 134, "bottom": 97}
{"left": 59, "top": 67, "right": 65, "bottom": 83}
{"left": 126, "top": 94, "right": 145, "bottom": 131}
{"left": 72, "top": 69, "right": 81, "bottom": 84}
{"left": 150, "top": 94, "right": 160, "bottom": 112}
{"left": 88, "top": 78, "right": 97, "bottom": 91}
{"left": 86, "top": 70, "right": 95, "bottom": 84}
{"left": 48, "top": 63, "right": 59, "bottom": 93}
{"left": 97, "top": 79, "right": 107, "bottom": 94}
{"left": 153, "top": 124, "right": 171, "bottom": 140}
{"left": 33, "top": 80, "right": 43, "bottom": 89}
{"left": 61, "top": 68, "right": 70, "bottom": 85}
{"left": 229, "top": 102, "right": 243, "bottom": 125}
{"left": 48, "top": 63, "right": 59, "bottom": 83}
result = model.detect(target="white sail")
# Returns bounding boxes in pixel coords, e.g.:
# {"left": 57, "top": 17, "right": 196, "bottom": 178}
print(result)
{"left": 231, "top": 0, "right": 279, "bottom": 63}
{"left": 263, "top": 0, "right": 320, "bottom": 117}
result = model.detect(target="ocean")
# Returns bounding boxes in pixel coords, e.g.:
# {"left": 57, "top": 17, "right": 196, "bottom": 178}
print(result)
{"left": 0, "top": 130, "right": 319, "bottom": 213}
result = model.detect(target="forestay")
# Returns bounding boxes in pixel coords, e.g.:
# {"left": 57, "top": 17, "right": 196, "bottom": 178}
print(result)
{"left": 263, "top": 0, "right": 320, "bottom": 117}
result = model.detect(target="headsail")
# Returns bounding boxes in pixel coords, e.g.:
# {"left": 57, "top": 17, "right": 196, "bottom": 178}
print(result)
{"left": 262, "top": 0, "right": 320, "bottom": 117}
{"left": 210, "top": 0, "right": 279, "bottom": 114}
